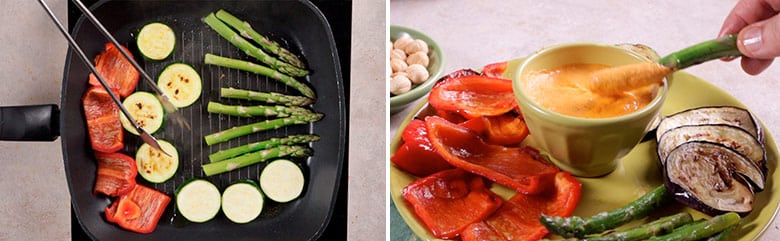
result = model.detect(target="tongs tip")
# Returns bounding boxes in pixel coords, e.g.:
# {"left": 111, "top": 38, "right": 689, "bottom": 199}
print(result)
{"left": 138, "top": 130, "right": 172, "bottom": 157}
{"left": 158, "top": 95, "right": 192, "bottom": 130}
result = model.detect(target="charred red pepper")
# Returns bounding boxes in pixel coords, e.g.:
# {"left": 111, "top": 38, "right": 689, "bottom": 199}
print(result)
{"left": 88, "top": 43, "right": 139, "bottom": 98}
{"left": 429, "top": 74, "right": 517, "bottom": 119}
{"left": 426, "top": 115, "right": 559, "bottom": 194}
{"left": 82, "top": 86, "right": 124, "bottom": 153}
{"left": 94, "top": 152, "right": 137, "bottom": 197}
{"left": 402, "top": 169, "right": 503, "bottom": 239}
{"left": 461, "top": 172, "right": 582, "bottom": 241}
{"left": 105, "top": 184, "right": 171, "bottom": 234}
{"left": 481, "top": 61, "right": 508, "bottom": 78}
{"left": 460, "top": 113, "right": 530, "bottom": 146}
{"left": 391, "top": 119, "right": 454, "bottom": 177}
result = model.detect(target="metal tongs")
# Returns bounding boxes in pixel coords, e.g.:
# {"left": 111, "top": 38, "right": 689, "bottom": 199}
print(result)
{"left": 38, "top": 0, "right": 188, "bottom": 155}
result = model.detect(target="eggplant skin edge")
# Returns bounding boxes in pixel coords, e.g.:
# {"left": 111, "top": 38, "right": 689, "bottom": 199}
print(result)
{"left": 656, "top": 123, "right": 767, "bottom": 177}
{"left": 655, "top": 105, "right": 763, "bottom": 144}
{"left": 663, "top": 141, "right": 756, "bottom": 217}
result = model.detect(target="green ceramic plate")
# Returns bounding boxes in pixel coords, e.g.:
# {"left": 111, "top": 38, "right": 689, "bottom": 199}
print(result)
{"left": 389, "top": 58, "right": 779, "bottom": 240}
{"left": 389, "top": 25, "right": 445, "bottom": 114}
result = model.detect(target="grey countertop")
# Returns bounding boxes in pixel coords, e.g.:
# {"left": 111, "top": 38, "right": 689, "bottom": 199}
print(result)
{"left": 0, "top": 0, "right": 385, "bottom": 240}
{"left": 390, "top": 0, "right": 780, "bottom": 240}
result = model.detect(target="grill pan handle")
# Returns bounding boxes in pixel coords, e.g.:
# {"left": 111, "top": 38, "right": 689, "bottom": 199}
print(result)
{"left": 0, "top": 104, "right": 59, "bottom": 141}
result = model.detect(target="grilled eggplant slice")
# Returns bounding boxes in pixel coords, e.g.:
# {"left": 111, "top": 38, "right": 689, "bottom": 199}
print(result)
{"left": 657, "top": 124, "right": 766, "bottom": 173}
{"left": 664, "top": 141, "right": 757, "bottom": 216}
{"left": 656, "top": 106, "right": 762, "bottom": 144}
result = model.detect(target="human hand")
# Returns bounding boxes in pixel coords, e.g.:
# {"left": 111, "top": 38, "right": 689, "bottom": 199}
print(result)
{"left": 719, "top": 0, "right": 780, "bottom": 75}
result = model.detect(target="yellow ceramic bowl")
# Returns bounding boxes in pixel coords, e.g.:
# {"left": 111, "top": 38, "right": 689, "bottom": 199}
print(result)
{"left": 511, "top": 43, "right": 668, "bottom": 177}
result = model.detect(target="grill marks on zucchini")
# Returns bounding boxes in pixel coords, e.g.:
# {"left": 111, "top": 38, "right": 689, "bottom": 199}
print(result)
{"left": 656, "top": 106, "right": 767, "bottom": 216}
{"left": 136, "top": 139, "right": 179, "bottom": 183}
{"left": 157, "top": 63, "right": 202, "bottom": 108}
{"left": 120, "top": 91, "right": 165, "bottom": 135}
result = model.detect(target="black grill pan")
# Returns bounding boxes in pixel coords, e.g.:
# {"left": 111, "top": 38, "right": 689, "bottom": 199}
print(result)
{"left": 60, "top": 1, "right": 346, "bottom": 240}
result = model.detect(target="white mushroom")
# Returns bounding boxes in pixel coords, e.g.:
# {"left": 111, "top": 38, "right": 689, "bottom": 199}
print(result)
{"left": 404, "top": 39, "right": 428, "bottom": 55}
{"left": 406, "top": 64, "right": 430, "bottom": 84}
{"left": 393, "top": 36, "right": 414, "bottom": 51}
{"left": 406, "top": 51, "right": 429, "bottom": 67}
{"left": 390, "top": 71, "right": 408, "bottom": 78}
{"left": 390, "top": 58, "right": 408, "bottom": 73}
{"left": 390, "top": 49, "right": 407, "bottom": 61}
{"left": 390, "top": 75, "right": 413, "bottom": 95}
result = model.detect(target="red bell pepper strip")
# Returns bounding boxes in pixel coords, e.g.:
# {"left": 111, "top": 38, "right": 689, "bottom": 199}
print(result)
{"left": 88, "top": 43, "right": 139, "bottom": 98}
{"left": 94, "top": 152, "right": 137, "bottom": 197}
{"left": 402, "top": 169, "right": 503, "bottom": 239}
{"left": 461, "top": 172, "right": 582, "bottom": 241}
{"left": 481, "top": 61, "right": 508, "bottom": 78}
{"left": 82, "top": 86, "right": 124, "bottom": 153}
{"left": 426, "top": 115, "right": 559, "bottom": 194}
{"left": 428, "top": 74, "right": 517, "bottom": 119}
{"left": 391, "top": 119, "right": 454, "bottom": 177}
{"left": 105, "top": 184, "right": 171, "bottom": 234}
{"left": 460, "top": 114, "right": 530, "bottom": 146}
{"left": 434, "top": 108, "right": 469, "bottom": 124}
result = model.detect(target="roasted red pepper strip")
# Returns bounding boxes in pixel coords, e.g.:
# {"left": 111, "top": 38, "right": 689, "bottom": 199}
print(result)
{"left": 391, "top": 120, "right": 454, "bottom": 177}
{"left": 426, "top": 115, "right": 559, "bottom": 194}
{"left": 105, "top": 184, "right": 171, "bottom": 234}
{"left": 403, "top": 169, "right": 503, "bottom": 239}
{"left": 88, "top": 43, "right": 139, "bottom": 98}
{"left": 94, "top": 152, "right": 137, "bottom": 197}
{"left": 429, "top": 74, "right": 517, "bottom": 119}
{"left": 460, "top": 113, "right": 530, "bottom": 146}
{"left": 481, "top": 61, "right": 508, "bottom": 78}
{"left": 461, "top": 172, "right": 582, "bottom": 241}
{"left": 82, "top": 86, "right": 124, "bottom": 153}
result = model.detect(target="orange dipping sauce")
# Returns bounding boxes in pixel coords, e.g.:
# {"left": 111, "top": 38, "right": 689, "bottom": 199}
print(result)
{"left": 520, "top": 63, "right": 659, "bottom": 118}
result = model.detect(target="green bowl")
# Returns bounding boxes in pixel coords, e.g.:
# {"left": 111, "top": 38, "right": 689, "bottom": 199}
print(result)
{"left": 389, "top": 25, "right": 445, "bottom": 114}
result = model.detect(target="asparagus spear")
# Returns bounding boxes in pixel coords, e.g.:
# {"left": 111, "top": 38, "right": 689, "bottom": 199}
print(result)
{"left": 659, "top": 34, "right": 741, "bottom": 71}
{"left": 588, "top": 212, "right": 693, "bottom": 241}
{"left": 646, "top": 212, "right": 740, "bottom": 241}
{"left": 541, "top": 185, "right": 672, "bottom": 238}
{"left": 203, "top": 13, "right": 308, "bottom": 77}
{"left": 207, "top": 101, "right": 312, "bottom": 118}
{"left": 215, "top": 9, "right": 305, "bottom": 69}
{"left": 202, "top": 145, "right": 311, "bottom": 176}
{"left": 205, "top": 53, "right": 315, "bottom": 98}
{"left": 705, "top": 225, "right": 736, "bottom": 241}
{"left": 543, "top": 212, "right": 692, "bottom": 241}
{"left": 220, "top": 87, "right": 313, "bottom": 106}
{"left": 209, "top": 134, "right": 320, "bottom": 162}
{"left": 204, "top": 112, "right": 323, "bottom": 145}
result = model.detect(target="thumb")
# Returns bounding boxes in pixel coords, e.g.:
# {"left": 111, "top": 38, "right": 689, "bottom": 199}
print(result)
{"left": 738, "top": 13, "right": 780, "bottom": 59}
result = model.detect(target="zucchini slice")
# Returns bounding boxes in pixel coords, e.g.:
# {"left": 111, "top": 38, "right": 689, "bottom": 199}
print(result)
{"left": 221, "top": 180, "right": 264, "bottom": 224}
{"left": 176, "top": 179, "right": 221, "bottom": 223}
{"left": 137, "top": 22, "right": 176, "bottom": 60}
{"left": 157, "top": 63, "right": 202, "bottom": 107}
{"left": 135, "top": 139, "right": 179, "bottom": 183}
{"left": 259, "top": 159, "right": 304, "bottom": 203}
{"left": 120, "top": 91, "right": 165, "bottom": 135}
